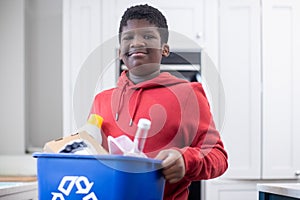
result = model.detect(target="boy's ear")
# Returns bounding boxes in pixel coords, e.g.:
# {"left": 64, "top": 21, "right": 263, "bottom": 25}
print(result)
{"left": 162, "top": 44, "right": 170, "bottom": 57}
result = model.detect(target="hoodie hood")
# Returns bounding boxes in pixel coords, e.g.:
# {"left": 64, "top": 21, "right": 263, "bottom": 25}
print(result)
{"left": 114, "top": 71, "right": 188, "bottom": 126}
{"left": 117, "top": 70, "right": 188, "bottom": 89}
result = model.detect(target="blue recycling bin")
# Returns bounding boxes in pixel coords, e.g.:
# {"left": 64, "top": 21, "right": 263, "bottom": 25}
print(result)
{"left": 33, "top": 153, "right": 165, "bottom": 200}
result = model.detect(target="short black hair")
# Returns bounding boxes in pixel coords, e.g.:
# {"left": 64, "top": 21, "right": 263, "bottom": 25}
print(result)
{"left": 118, "top": 4, "right": 169, "bottom": 44}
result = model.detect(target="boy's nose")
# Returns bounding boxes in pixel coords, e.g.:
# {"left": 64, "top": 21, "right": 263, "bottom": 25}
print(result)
{"left": 130, "top": 36, "right": 145, "bottom": 48}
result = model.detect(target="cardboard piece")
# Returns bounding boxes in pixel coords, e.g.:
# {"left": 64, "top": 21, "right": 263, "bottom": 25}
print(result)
{"left": 43, "top": 131, "right": 108, "bottom": 155}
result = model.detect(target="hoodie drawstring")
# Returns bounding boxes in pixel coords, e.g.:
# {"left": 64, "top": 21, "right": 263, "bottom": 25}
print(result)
{"left": 129, "top": 88, "right": 143, "bottom": 126}
{"left": 115, "top": 81, "right": 144, "bottom": 127}
{"left": 115, "top": 81, "right": 129, "bottom": 121}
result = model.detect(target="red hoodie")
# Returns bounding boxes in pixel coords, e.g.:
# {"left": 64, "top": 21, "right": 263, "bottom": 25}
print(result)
{"left": 90, "top": 71, "right": 228, "bottom": 200}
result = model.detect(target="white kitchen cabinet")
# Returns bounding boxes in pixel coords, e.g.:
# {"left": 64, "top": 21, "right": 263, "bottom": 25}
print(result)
{"left": 261, "top": 0, "right": 300, "bottom": 179}
{"left": 216, "top": 0, "right": 300, "bottom": 180}
{"left": 203, "top": 0, "right": 300, "bottom": 199}
{"left": 204, "top": 179, "right": 300, "bottom": 200}
{"left": 63, "top": 0, "right": 104, "bottom": 134}
{"left": 218, "top": 0, "right": 262, "bottom": 179}
{"left": 204, "top": 179, "right": 258, "bottom": 200}
{"left": 112, "top": 0, "right": 204, "bottom": 49}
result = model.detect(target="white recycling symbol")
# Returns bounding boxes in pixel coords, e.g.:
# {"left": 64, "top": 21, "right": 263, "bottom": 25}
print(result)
{"left": 51, "top": 176, "right": 98, "bottom": 200}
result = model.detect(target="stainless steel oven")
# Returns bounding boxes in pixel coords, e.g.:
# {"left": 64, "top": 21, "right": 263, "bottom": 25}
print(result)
{"left": 119, "top": 50, "right": 201, "bottom": 82}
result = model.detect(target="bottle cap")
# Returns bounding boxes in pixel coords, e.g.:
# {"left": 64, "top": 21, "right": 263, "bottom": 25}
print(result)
{"left": 87, "top": 114, "right": 103, "bottom": 128}
{"left": 137, "top": 118, "right": 151, "bottom": 130}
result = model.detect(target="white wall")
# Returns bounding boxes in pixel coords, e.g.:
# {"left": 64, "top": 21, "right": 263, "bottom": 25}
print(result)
{"left": 0, "top": 0, "right": 63, "bottom": 175}
{"left": 0, "top": 0, "right": 26, "bottom": 154}
{"left": 25, "top": 0, "right": 63, "bottom": 152}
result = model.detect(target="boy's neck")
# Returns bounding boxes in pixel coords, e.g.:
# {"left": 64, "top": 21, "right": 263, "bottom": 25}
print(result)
{"left": 128, "top": 70, "right": 160, "bottom": 84}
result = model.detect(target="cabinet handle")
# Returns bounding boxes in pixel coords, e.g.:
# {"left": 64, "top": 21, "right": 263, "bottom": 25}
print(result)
{"left": 295, "top": 171, "right": 300, "bottom": 176}
{"left": 196, "top": 32, "right": 202, "bottom": 39}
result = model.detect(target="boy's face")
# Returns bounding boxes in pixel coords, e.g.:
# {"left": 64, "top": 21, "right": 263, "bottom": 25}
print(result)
{"left": 119, "top": 19, "right": 169, "bottom": 76}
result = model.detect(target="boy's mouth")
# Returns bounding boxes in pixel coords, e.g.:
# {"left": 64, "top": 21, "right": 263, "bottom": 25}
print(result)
{"left": 127, "top": 48, "right": 148, "bottom": 57}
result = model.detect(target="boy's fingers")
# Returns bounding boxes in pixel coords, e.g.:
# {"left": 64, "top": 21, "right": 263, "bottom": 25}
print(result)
{"left": 155, "top": 150, "right": 168, "bottom": 160}
{"left": 155, "top": 150, "right": 180, "bottom": 168}
{"left": 155, "top": 150, "right": 173, "bottom": 167}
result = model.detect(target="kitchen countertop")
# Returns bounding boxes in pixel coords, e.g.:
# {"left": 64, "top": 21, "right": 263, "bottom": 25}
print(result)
{"left": 257, "top": 183, "right": 300, "bottom": 199}
{"left": 0, "top": 176, "right": 37, "bottom": 182}
{"left": 0, "top": 177, "right": 38, "bottom": 200}
{"left": 0, "top": 181, "right": 37, "bottom": 199}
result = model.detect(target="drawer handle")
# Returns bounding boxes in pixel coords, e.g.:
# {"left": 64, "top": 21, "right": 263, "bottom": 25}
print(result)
{"left": 295, "top": 171, "right": 300, "bottom": 176}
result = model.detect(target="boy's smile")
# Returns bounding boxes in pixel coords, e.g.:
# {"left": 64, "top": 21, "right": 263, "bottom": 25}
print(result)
{"left": 119, "top": 19, "right": 169, "bottom": 76}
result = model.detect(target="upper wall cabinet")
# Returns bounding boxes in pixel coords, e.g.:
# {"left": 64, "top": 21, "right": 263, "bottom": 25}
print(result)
{"left": 112, "top": 0, "right": 204, "bottom": 49}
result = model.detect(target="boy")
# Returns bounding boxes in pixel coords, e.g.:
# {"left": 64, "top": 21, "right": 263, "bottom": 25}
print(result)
{"left": 90, "top": 4, "right": 228, "bottom": 200}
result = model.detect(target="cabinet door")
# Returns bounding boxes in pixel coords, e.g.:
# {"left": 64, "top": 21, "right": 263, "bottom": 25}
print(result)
{"left": 113, "top": 0, "right": 204, "bottom": 49}
{"left": 219, "top": 0, "right": 261, "bottom": 179}
{"left": 63, "top": 0, "right": 102, "bottom": 133}
{"left": 262, "top": 0, "right": 300, "bottom": 179}
{"left": 204, "top": 180, "right": 258, "bottom": 200}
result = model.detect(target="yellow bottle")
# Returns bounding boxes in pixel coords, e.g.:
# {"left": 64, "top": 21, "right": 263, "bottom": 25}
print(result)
{"left": 78, "top": 114, "right": 104, "bottom": 145}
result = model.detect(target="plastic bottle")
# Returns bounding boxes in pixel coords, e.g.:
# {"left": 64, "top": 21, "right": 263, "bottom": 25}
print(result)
{"left": 78, "top": 114, "right": 104, "bottom": 144}
{"left": 133, "top": 118, "right": 151, "bottom": 154}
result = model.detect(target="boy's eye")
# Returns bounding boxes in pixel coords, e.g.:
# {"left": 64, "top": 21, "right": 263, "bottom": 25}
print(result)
{"left": 144, "top": 34, "right": 155, "bottom": 39}
{"left": 122, "top": 35, "right": 133, "bottom": 41}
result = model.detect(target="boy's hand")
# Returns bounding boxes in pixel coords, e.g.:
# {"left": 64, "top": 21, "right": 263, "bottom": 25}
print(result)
{"left": 155, "top": 149, "right": 185, "bottom": 184}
